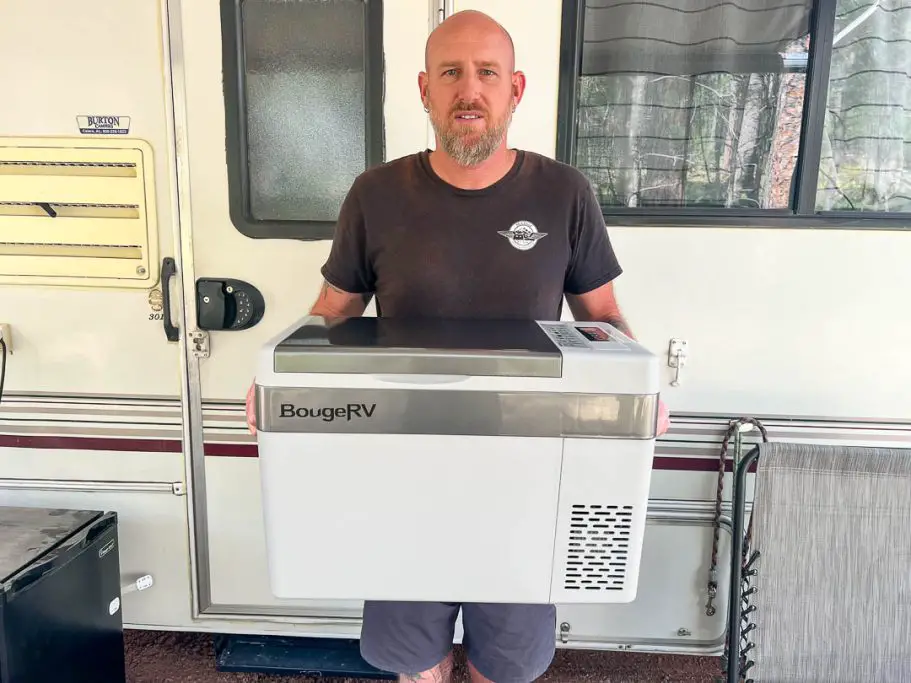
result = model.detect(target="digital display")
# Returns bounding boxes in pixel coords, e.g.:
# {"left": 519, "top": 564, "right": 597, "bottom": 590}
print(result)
{"left": 576, "top": 326, "right": 612, "bottom": 342}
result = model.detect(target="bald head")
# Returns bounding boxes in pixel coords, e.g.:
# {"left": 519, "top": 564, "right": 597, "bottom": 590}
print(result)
{"left": 418, "top": 10, "right": 525, "bottom": 167}
{"left": 424, "top": 10, "right": 515, "bottom": 73}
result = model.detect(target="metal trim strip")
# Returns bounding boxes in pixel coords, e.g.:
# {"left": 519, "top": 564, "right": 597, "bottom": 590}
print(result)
{"left": 5, "top": 393, "right": 911, "bottom": 430}
{"left": 4, "top": 397, "right": 911, "bottom": 451}
{"left": 0, "top": 478, "right": 183, "bottom": 495}
{"left": 163, "top": 0, "right": 212, "bottom": 619}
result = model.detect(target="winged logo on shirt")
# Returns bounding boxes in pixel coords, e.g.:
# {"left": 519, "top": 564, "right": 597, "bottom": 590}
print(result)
{"left": 498, "top": 220, "right": 548, "bottom": 251}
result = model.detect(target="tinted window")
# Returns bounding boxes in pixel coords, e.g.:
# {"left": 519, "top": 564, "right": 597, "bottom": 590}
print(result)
{"left": 221, "top": 0, "right": 384, "bottom": 240}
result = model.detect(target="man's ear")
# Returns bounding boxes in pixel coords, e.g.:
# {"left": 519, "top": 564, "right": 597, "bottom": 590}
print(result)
{"left": 418, "top": 71, "right": 429, "bottom": 109}
{"left": 512, "top": 70, "right": 527, "bottom": 108}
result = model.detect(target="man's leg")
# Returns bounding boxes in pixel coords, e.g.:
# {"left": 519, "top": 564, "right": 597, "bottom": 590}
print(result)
{"left": 360, "top": 600, "right": 460, "bottom": 682}
{"left": 461, "top": 603, "right": 556, "bottom": 683}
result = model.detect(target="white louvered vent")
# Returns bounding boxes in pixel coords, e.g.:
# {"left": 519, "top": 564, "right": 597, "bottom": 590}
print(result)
{"left": 563, "top": 504, "right": 634, "bottom": 592}
{"left": 0, "top": 137, "right": 158, "bottom": 288}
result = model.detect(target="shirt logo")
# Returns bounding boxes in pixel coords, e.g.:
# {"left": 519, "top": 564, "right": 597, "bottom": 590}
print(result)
{"left": 498, "top": 220, "right": 548, "bottom": 251}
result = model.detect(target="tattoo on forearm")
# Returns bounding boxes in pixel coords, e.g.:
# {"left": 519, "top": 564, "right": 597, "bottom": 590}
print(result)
{"left": 313, "top": 280, "right": 372, "bottom": 315}
{"left": 325, "top": 281, "right": 370, "bottom": 304}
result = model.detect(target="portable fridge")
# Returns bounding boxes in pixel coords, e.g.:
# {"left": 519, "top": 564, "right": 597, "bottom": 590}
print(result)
{"left": 255, "top": 316, "right": 660, "bottom": 605}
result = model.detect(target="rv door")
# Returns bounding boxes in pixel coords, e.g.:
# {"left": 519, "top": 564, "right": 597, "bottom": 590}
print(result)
{"left": 171, "top": 0, "right": 433, "bottom": 624}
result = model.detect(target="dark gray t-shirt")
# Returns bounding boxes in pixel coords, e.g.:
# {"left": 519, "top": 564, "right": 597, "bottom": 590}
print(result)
{"left": 321, "top": 149, "right": 622, "bottom": 320}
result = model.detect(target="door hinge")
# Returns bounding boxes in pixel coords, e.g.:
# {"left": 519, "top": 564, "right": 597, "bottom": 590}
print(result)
{"left": 190, "top": 330, "right": 209, "bottom": 359}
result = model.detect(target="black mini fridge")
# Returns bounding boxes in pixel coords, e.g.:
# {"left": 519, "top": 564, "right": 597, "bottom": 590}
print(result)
{"left": 0, "top": 507, "right": 126, "bottom": 683}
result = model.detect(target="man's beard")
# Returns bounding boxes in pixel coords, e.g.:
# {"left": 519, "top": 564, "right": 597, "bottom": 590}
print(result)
{"left": 429, "top": 101, "right": 511, "bottom": 167}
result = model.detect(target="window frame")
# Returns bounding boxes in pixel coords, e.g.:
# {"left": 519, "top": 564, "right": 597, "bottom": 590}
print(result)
{"left": 556, "top": 0, "right": 911, "bottom": 230}
{"left": 220, "top": 0, "right": 385, "bottom": 241}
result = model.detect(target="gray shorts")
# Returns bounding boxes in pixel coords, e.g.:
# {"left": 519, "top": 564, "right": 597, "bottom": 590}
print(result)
{"left": 360, "top": 600, "right": 556, "bottom": 682}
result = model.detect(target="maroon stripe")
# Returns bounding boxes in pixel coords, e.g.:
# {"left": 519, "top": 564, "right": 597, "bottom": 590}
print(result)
{"left": 653, "top": 456, "right": 756, "bottom": 472}
{"left": 203, "top": 442, "right": 258, "bottom": 458}
{"left": 0, "top": 434, "right": 183, "bottom": 453}
{"left": 1, "top": 433, "right": 743, "bottom": 471}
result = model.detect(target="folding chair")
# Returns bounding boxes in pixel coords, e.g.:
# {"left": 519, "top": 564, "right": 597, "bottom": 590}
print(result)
{"left": 724, "top": 441, "right": 911, "bottom": 682}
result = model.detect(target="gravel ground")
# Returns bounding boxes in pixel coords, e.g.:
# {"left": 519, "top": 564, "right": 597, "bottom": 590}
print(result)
{"left": 124, "top": 630, "right": 721, "bottom": 683}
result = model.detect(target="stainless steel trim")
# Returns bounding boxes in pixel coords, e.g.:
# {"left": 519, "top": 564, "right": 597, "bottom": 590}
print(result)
{"left": 256, "top": 386, "right": 658, "bottom": 439}
{"left": 0, "top": 478, "right": 184, "bottom": 495}
{"left": 274, "top": 347, "right": 562, "bottom": 378}
{"left": 163, "top": 0, "right": 212, "bottom": 618}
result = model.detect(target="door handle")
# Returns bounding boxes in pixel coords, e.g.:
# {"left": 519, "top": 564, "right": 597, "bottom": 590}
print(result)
{"left": 161, "top": 257, "right": 179, "bottom": 342}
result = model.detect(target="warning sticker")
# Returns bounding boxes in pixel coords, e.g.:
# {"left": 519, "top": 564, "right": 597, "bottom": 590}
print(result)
{"left": 77, "top": 115, "right": 131, "bottom": 135}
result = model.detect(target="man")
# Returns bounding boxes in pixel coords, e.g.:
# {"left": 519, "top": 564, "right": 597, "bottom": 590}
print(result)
{"left": 248, "top": 9, "right": 669, "bottom": 682}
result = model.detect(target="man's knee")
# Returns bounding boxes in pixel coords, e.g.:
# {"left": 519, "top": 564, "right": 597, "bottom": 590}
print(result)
{"left": 360, "top": 601, "right": 459, "bottom": 677}
{"left": 462, "top": 603, "right": 556, "bottom": 683}
{"left": 467, "top": 658, "right": 495, "bottom": 683}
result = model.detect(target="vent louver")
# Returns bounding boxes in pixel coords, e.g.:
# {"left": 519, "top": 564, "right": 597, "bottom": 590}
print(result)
{"left": 563, "top": 504, "right": 633, "bottom": 592}
{"left": 0, "top": 137, "right": 158, "bottom": 288}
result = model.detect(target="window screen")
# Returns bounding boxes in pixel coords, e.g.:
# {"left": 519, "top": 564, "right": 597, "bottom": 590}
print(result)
{"left": 818, "top": 0, "right": 911, "bottom": 213}
{"left": 560, "top": 0, "right": 911, "bottom": 225}
{"left": 221, "top": 0, "right": 384, "bottom": 240}
{"left": 571, "top": 0, "right": 813, "bottom": 211}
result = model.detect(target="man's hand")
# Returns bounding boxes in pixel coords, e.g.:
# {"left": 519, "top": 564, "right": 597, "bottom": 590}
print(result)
{"left": 657, "top": 398, "right": 670, "bottom": 437}
{"left": 246, "top": 382, "right": 257, "bottom": 435}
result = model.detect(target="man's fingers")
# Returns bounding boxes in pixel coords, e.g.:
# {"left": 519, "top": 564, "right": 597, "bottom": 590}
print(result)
{"left": 657, "top": 400, "right": 670, "bottom": 437}
{"left": 246, "top": 383, "right": 257, "bottom": 434}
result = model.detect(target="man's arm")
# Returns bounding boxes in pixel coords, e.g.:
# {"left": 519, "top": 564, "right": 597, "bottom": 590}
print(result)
{"left": 565, "top": 280, "right": 634, "bottom": 339}
{"left": 309, "top": 280, "right": 373, "bottom": 318}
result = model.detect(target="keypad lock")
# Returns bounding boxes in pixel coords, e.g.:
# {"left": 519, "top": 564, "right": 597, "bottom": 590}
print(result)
{"left": 196, "top": 278, "right": 265, "bottom": 331}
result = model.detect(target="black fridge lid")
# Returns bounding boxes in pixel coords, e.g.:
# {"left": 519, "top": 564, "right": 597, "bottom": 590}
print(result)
{"left": 0, "top": 507, "right": 104, "bottom": 583}
{"left": 273, "top": 317, "right": 563, "bottom": 377}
